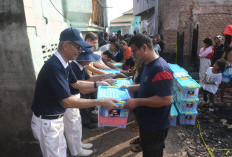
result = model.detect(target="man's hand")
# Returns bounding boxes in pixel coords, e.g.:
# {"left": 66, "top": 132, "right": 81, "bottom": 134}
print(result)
{"left": 120, "top": 85, "right": 130, "bottom": 90}
{"left": 104, "top": 73, "right": 114, "bottom": 79}
{"left": 124, "top": 98, "right": 138, "bottom": 110}
{"left": 103, "top": 78, "right": 116, "bottom": 86}
{"left": 97, "top": 81, "right": 111, "bottom": 86}
{"left": 113, "top": 73, "right": 127, "bottom": 78}
{"left": 99, "top": 98, "right": 119, "bottom": 110}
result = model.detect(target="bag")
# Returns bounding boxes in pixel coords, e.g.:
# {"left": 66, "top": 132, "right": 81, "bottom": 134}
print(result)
{"left": 205, "top": 47, "right": 214, "bottom": 59}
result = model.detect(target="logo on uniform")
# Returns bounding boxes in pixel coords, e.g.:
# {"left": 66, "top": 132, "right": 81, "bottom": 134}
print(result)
{"left": 144, "top": 76, "right": 149, "bottom": 82}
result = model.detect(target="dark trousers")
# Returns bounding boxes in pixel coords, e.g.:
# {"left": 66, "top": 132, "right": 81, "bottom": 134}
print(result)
{"left": 80, "top": 92, "right": 97, "bottom": 124}
{"left": 202, "top": 89, "right": 214, "bottom": 104}
{"left": 139, "top": 128, "right": 169, "bottom": 157}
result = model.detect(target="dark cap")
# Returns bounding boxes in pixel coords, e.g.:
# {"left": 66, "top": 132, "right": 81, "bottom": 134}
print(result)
{"left": 60, "top": 27, "right": 92, "bottom": 48}
{"left": 76, "top": 48, "right": 101, "bottom": 62}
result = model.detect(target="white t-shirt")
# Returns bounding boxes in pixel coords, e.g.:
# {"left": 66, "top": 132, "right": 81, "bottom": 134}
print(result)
{"left": 94, "top": 51, "right": 104, "bottom": 64}
{"left": 98, "top": 44, "right": 110, "bottom": 53}
{"left": 203, "top": 67, "right": 222, "bottom": 94}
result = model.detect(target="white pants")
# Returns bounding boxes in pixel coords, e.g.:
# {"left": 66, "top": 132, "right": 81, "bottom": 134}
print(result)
{"left": 63, "top": 94, "right": 83, "bottom": 156}
{"left": 31, "top": 114, "right": 67, "bottom": 157}
{"left": 199, "top": 58, "right": 211, "bottom": 86}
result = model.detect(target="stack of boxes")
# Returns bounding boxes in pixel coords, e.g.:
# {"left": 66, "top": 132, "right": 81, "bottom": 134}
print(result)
{"left": 97, "top": 86, "right": 131, "bottom": 128}
{"left": 169, "top": 64, "right": 200, "bottom": 126}
{"left": 99, "top": 63, "right": 200, "bottom": 127}
{"left": 170, "top": 103, "right": 178, "bottom": 127}
{"left": 97, "top": 77, "right": 134, "bottom": 128}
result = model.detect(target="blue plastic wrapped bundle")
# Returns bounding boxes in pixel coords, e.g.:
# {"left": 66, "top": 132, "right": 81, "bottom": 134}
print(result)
{"left": 170, "top": 104, "right": 178, "bottom": 127}
{"left": 113, "top": 78, "right": 133, "bottom": 87}
{"left": 97, "top": 86, "right": 131, "bottom": 128}
{"left": 103, "top": 69, "right": 121, "bottom": 74}
{"left": 176, "top": 104, "right": 198, "bottom": 125}
{"left": 173, "top": 88, "right": 199, "bottom": 112}
{"left": 176, "top": 77, "right": 200, "bottom": 99}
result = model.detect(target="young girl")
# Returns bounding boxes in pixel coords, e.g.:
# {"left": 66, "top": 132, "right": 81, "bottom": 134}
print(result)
{"left": 202, "top": 58, "right": 226, "bottom": 106}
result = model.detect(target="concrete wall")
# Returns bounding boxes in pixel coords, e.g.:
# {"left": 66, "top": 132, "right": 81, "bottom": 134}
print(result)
{"left": 133, "top": 0, "right": 156, "bottom": 15}
{"left": 0, "top": 0, "right": 36, "bottom": 155}
{"left": 158, "top": 0, "right": 232, "bottom": 69}
{"left": 24, "top": 0, "right": 104, "bottom": 76}
{"left": 131, "top": 16, "right": 141, "bottom": 34}
{"left": 111, "top": 26, "right": 123, "bottom": 34}
{"left": 24, "top": 0, "right": 68, "bottom": 76}
{"left": 0, "top": 0, "right": 104, "bottom": 155}
{"left": 133, "top": 0, "right": 158, "bottom": 35}
{"left": 64, "top": 0, "right": 92, "bottom": 28}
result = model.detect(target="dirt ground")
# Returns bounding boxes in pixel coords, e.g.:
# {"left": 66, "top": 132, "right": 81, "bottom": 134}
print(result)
{"left": 80, "top": 114, "right": 184, "bottom": 157}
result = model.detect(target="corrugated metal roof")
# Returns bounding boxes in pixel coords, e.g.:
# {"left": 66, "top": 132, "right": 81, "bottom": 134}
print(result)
{"left": 111, "top": 23, "right": 131, "bottom": 27}
{"left": 111, "top": 14, "right": 134, "bottom": 23}
{"left": 123, "top": 9, "right": 133, "bottom": 15}
{"left": 110, "top": 9, "right": 134, "bottom": 24}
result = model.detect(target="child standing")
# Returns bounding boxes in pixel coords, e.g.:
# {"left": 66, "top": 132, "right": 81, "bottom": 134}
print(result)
{"left": 199, "top": 38, "right": 214, "bottom": 86}
{"left": 202, "top": 58, "right": 226, "bottom": 106}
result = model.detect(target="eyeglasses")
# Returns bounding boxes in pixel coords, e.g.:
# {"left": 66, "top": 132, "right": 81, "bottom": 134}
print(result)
{"left": 69, "top": 42, "right": 81, "bottom": 50}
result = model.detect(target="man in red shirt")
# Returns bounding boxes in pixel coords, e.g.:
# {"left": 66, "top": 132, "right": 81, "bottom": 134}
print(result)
{"left": 120, "top": 40, "right": 132, "bottom": 70}
{"left": 120, "top": 40, "right": 131, "bottom": 62}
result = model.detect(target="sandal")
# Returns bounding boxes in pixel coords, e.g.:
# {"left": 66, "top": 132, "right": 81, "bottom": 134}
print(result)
{"left": 130, "top": 145, "right": 142, "bottom": 152}
{"left": 130, "top": 137, "right": 140, "bottom": 145}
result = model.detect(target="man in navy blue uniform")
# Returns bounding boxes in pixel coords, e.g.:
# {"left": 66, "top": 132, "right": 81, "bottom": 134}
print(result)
{"left": 31, "top": 27, "right": 118, "bottom": 157}
{"left": 64, "top": 47, "right": 116, "bottom": 156}
{"left": 122, "top": 34, "right": 173, "bottom": 157}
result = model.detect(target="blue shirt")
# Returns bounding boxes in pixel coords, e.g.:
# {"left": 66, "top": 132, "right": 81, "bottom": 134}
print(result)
{"left": 31, "top": 52, "right": 77, "bottom": 115}
{"left": 100, "top": 40, "right": 110, "bottom": 47}
{"left": 222, "top": 64, "right": 232, "bottom": 83}
{"left": 136, "top": 57, "right": 173, "bottom": 131}
{"left": 114, "top": 48, "right": 123, "bottom": 62}
{"left": 153, "top": 44, "right": 161, "bottom": 56}
{"left": 69, "top": 61, "right": 90, "bottom": 95}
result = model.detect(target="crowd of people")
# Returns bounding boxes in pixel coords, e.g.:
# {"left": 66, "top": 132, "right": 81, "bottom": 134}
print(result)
{"left": 31, "top": 27, "right": 172, "bottom": 157}
{"left": 199, "top": 34, "right": 232, "bottom": 108}
{"left": 31, "top": 26, "right": 232, "bottom": 157}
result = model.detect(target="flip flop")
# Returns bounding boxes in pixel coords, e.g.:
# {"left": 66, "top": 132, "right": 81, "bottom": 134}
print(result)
{"left": 130, "top": 137, "right": 140, "bottom": 145}
{"left": 130, "top": 145, "right": 142, "bottom": 152}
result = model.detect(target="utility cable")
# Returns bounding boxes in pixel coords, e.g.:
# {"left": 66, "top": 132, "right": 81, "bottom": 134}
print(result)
{"left": 49, "top": 0, "right": 71, "bottom": 25}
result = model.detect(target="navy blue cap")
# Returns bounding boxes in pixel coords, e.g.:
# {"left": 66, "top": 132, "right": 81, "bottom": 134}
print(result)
{"left": 76, "top": 48, "right": 101, "bottom": 62}
{"left": 60, "top": 27, "right": 92, "bottom": 48}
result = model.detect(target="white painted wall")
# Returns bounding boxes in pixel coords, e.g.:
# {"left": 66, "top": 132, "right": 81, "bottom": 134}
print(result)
{"left": 23, "top": 0, "right": 68, "bottom": 76}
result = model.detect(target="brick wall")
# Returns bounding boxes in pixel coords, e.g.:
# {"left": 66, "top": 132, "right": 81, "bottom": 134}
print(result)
{"left": 194, "top": 4, "right": 232, "bottom": 54}
{"left": 158, "top": 0, "right": 232, "bottom": 69}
